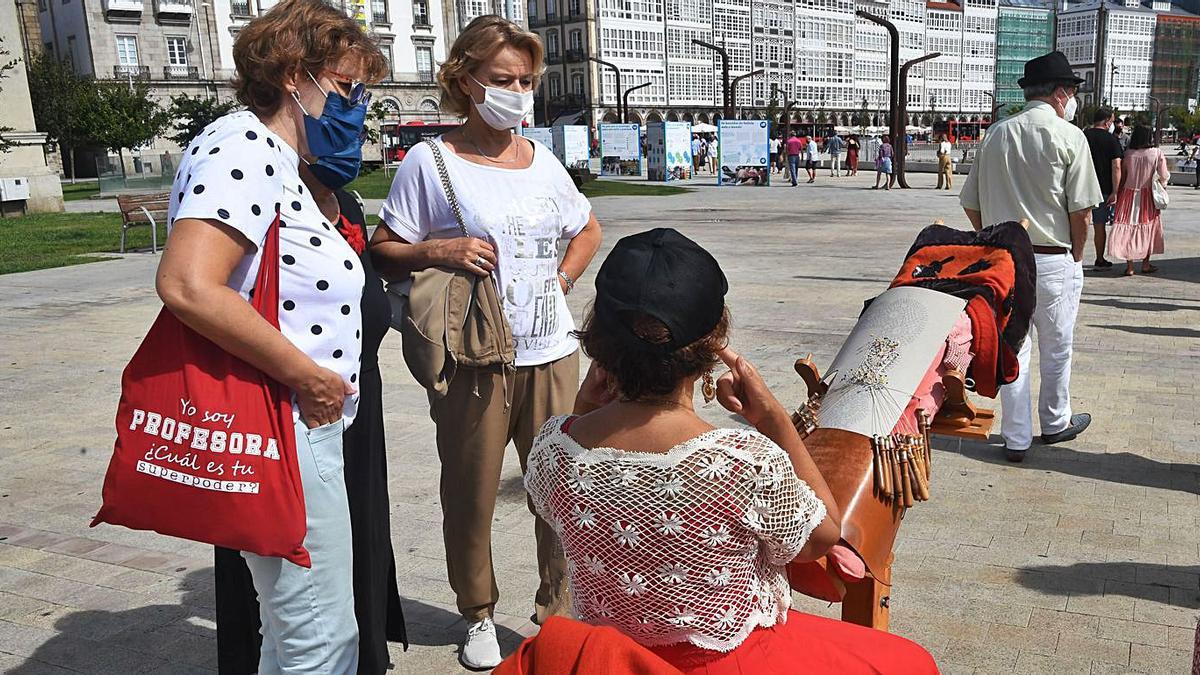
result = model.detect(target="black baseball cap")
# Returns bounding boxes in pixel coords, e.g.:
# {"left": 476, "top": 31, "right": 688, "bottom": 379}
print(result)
{"left": 593, "top": 228, "right": 728, "bottom": 352}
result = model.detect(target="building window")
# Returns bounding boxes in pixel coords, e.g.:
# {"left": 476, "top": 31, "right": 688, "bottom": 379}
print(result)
{"left": 116, "top": 35, "right": 139, "bottom": 67}
{"left": 231, "top": 0, "right": 251, "bottom": 15}
{"left": 547, "top": 31, "right": 559, "bottom": 57}
{"left": 416, "top": 45, "right": 434, "bottom": 82}
{"left": 549, "top": 73, "right": 562, "bottom": 98}
{"left": 380, "top": 43, "right": 393, "bottom": 80}
{"left": 569, "top": 29, "right": 581, "bottom": 52}
{"left": 413, "top": 0, "right": 430, "bottom": 25}
{"left": 569, "top": 0, "right": 579, "bottom": 14}
{"left": 372, "top": 0, "right": 387, "bottom": 23}
{"left": 572, "top": 72, "right": 584, "bottom": 95}
{"left": 166, "top": 36, "right": 188, "bottom": 66}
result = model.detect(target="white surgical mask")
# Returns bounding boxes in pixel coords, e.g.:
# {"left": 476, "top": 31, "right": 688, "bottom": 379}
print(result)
{"left": 1060, "top": 91, "right": 1079, "bottom": 122}
{"left": 469, "top": 74, "right": 533, "bottom": 130}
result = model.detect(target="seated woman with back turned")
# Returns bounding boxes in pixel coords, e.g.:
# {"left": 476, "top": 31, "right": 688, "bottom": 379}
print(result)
{"left": 524, "top": 228, "right": 938, "bottom": 673}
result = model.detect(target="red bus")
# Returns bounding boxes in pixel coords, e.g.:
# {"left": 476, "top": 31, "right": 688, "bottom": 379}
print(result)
{"left": 382, "top": 121, "right": 460, "bottom": 163}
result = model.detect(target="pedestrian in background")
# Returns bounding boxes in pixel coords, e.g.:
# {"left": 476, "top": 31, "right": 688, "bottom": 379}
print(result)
{"left": 769, "top": 134, "right": 783, "bottom": 174}
{"left": 873, "top": 135, "right": 894, "bottom": 190}
{"left": 803, "top": 134, "right": 819, "bottom": 183}
{"left": 371, "top": 15, "right": 603, "bottom": 670}
{"left": 707, "top": 135, "right": 719, "bottom": 174}
{"left": 786, "top": 131, "right": 803, "bottom": 186}
{"left": 1083, "top": 107, "right": 1123, "bottom": 268}
{"left": 936, "top": 133, "right": 954, "bottom": 190}
{"left": 846, "top": 134, "right": 861, "bottom": 176}
{"left": 827, "top": 133, "right": 845, "bottom": 177}
{"left": 960, "top": 51, "right": 1099, "bottom": 463}
{"left": 1107, "top": 125, "right": 1168, "bottom": 276}
{"left": 691, "top": 134, "right": 704, "bottom": 174}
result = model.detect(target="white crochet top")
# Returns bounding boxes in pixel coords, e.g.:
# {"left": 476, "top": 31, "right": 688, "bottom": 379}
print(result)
{"left": 524, "top": 415, "right": 828, "bottom": 652}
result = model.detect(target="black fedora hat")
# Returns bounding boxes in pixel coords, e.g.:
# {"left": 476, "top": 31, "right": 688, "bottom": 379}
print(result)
{"left": 1018, "top": 51, "right": 1086, "bottom": 88}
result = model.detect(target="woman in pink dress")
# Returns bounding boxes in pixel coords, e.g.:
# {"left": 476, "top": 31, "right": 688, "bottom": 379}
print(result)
{"left": 1107, "top": 125, "right": 1169, "bottom": 276}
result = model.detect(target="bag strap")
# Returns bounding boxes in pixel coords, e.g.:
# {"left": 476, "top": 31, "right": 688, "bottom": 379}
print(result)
{"left": 424, "top": 138, "right": 470, "bottom": 238}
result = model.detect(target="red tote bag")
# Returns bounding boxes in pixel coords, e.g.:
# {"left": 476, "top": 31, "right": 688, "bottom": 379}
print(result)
{"left": 92, "top": 214, "right": 311, "bottom": 567}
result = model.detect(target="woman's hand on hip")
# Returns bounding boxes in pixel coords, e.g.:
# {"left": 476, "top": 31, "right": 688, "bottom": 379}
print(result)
{"left": 434, "top": 237, "right": 496, "bottom": 277}
{"left": 296, "top": 366, "right": 356, "bottom": 428}
{"left": 714, "top": 347, "right": 789, "bottom": 429}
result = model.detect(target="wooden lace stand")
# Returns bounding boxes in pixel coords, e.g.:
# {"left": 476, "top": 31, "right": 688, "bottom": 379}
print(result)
{"left": 793, "top": 354, "right": 995, "bottom": 630}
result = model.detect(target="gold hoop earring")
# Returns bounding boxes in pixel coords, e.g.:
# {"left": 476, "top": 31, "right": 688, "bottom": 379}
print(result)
{"left": 702, "top": 369, "right": 716, "bottom": 403}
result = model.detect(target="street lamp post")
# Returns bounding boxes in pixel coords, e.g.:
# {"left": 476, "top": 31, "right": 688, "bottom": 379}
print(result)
{"left": 895, "top": 52, "right": 941, "bottom": 188}
{"left": 1148, "top": 94, "right": 1162, "bottom": 144}
{"left": 693, "top": 38, "right": 732, "bottom": 118}
{"left": 982, "top": 90, "right": 1002, "bottom": 123}
{"left": 771, "top": 83, "right": 799, "bottom": 138}
{"left": 623, "top": 81, "right": 653, "bottom": 125}
{"left": 730, "top": 69, "right": 765, "bottom": 119}
{"left": 588, "top": 56, "right": 624, "bottom": 124}
{"left": 1108, "top": 60, "right": 1119, "bottom": 109}
{"left": 855, "top": 10, "right": 900, "bottom": 145}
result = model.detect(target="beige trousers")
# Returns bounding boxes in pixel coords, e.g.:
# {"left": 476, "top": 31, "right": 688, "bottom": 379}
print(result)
{"left": 429, "top": 351, "right": 579, "bottom": 623}
{"left": 937, "top": 154, "right": 954, "bottom": 189}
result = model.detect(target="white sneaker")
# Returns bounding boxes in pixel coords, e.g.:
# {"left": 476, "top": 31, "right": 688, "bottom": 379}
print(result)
{"left": 459, "top": 617, "right": 502, "bottom": 671}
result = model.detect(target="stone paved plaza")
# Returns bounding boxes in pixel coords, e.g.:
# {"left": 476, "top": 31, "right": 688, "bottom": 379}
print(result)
{"left": 1, "top": 172, "right": 1198, "bottom": 674}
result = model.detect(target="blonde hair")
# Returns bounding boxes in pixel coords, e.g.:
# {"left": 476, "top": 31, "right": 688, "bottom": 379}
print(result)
{"left": 233, "top": 0, "right": 389, "bottom": 116}
{"left": 437, "top": 15, "right": 544, "bottom": 117}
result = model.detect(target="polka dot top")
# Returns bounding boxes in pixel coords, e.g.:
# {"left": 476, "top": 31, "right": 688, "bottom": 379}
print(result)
{"left": 167, "top": 110, "right": 365, "bottom": 426}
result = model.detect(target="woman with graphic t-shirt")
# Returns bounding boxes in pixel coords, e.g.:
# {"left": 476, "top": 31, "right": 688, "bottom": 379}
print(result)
{"left": 372, "top": 15, "right": 602, "bottom": 672}
{"left": 154, "top": 0, "right": 388, "bottom": 671}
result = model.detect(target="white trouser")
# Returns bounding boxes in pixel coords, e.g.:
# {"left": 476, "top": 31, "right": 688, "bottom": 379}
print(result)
{"left": 1000, "top": 252, "right": 1084, "bottom": 450}
{"left": 830, "top": 154, "right": 842, "bottom": 176}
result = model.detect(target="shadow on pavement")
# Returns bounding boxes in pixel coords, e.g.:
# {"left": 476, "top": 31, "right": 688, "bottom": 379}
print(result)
{"left": 1093, "top": 324, "right": 1200, "bottom": 339}
{"left": 942, "top": 437, "right": 1200, "bottom": 496}
{"left": 1015, "top": 562, "right": 1200, "bottom": 607}
{"left": 401, "top": 599, "right": 525, "bottom": 652}
{"left": 1081, "top": 297, "right": 1200, "bottom": 313}
{"left": 8, "top": 568, "right": 216, "bottom": 674}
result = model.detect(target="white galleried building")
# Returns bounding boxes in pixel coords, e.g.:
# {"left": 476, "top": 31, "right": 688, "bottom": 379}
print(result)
{"left": 35, "top": 0, "right": 463, "bottom": 173}
{"left": 528, "top": 0, "right": 1002, "bottom": 129}
{"left": 1057, "top": 0, "right": 1158, "bottom": 111}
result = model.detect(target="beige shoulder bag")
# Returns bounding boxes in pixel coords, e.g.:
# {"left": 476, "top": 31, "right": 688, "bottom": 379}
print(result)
{"left": 388, "top": 138, "right": 515, "bottom": 397}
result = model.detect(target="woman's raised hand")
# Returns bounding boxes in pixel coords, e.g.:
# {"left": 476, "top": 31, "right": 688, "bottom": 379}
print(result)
{"left": 714, "top": 346, "right": 788, "bottom": 428}
{"left": 436, "top": 237, "right": 497, "bottom": 276}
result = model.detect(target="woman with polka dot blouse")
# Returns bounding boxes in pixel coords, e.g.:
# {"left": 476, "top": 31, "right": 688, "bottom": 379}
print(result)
{"left": 372, "top": 15, "right": 603, "bottom": 671}
{"left": 154, "top": 0, "right": 387, "bottom": 671}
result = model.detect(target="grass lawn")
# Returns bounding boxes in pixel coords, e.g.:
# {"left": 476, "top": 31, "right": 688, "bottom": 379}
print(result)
{"left": 580, "top": 181, "right": 692, "bottom": 198}
{"left": 345, "top": 169, "right": 394, "bottom": 200}
{"left": 60, "top": 180, "right": 100, "bottom": 201}
{"left": 0, "top": 211, "right": 165, "bottom": 275}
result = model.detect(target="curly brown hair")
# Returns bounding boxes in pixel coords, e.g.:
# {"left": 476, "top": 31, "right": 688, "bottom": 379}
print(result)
{"left": 575, "top": 307, "right": 731, "bottom": 402}
{"left": 232, "top": 0, "right": 389, "bottom": 116}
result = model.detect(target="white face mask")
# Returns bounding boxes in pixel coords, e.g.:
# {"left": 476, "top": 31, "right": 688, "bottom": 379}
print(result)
{"left": 1060, "top": 90, "right": 1079, "bottom": 122}
{"left": 469, "top": 74, "right": 533, "bottom": 130}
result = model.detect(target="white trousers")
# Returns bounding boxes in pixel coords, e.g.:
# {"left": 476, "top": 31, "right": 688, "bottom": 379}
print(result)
{"left": 1000, "top": 252, "right": 1084, "bottom": 450}
{"left": 830, "top": 154, "right": 842, "bottom": 176}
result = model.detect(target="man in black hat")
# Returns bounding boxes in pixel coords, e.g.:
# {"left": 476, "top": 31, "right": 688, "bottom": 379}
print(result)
{"left": 959, "top": 51, "right": 1102, "bottom": 463}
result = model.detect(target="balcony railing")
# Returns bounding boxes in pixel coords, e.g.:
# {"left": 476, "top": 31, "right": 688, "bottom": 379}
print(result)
{"left": 103, "top": 0, "right": 142, "bottom": 16}
{"left": 418, "top": 70, "right": 434, "bottom": 83}
{"left": 163, "top": 64, "right": 199, "bottom": 79}
{"left": 154, "top": 0, "right": 192, "bottom": 20}
{"left": 552, "top": 93, "right": 585, "bottom": 109}
{"left": 546, "top": 52, "right": 563, "bottom": 65}
{"left": 230, "top": 0, "right": 251, "bottom": 14}
{"left": 565, "top": 48, "right": 585, "bottom": 62}
{"left": 114, "top": 64, "right": 150, "bottom": 79}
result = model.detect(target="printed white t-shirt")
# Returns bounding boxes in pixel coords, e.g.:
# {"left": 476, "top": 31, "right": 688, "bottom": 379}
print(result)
{"left": 168, "top": 110, "right": 365, "bottom": 425}
{"left": 379, "top": 136, "right": 592, "bottom": 367}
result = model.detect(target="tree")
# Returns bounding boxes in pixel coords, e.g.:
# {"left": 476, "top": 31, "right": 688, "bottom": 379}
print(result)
{"left": 166, "top": 94, "right": 238, "bottom": 147}
{"left": 91, "top": 80, "right": 171, "bottom": 178}
{"left": 854, "top": 97, "right": 871, "bottom": 130}
{"left": 0, "top": 36, "right": 20, "bottom": 153}
{"left": 27, "top": 53, "right": 97, "bottom": 180}
{"left": 763, "top": 91, "right": 780, "bottom": 132}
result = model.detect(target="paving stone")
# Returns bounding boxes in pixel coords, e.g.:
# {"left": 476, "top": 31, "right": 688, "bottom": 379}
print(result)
{"left": 3, "top": 179, "right": 1200, "bottom": 673}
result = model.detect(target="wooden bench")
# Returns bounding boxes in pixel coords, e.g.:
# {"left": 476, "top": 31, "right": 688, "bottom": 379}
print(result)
{"left": 117, "top": 192, "right": 170, "bottom": 254}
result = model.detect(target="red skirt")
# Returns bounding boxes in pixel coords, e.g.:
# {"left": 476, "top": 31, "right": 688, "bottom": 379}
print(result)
{"left": 647, "top": 610, "right": 938, "bottom": 675}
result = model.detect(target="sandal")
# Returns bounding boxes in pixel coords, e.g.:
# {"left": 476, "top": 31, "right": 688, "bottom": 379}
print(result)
{"left": 1142, "top": 264, "right": 1159, "bottom": 274}
{"left": 1123, "top": 268, "right": 1135, "bottom": 276}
